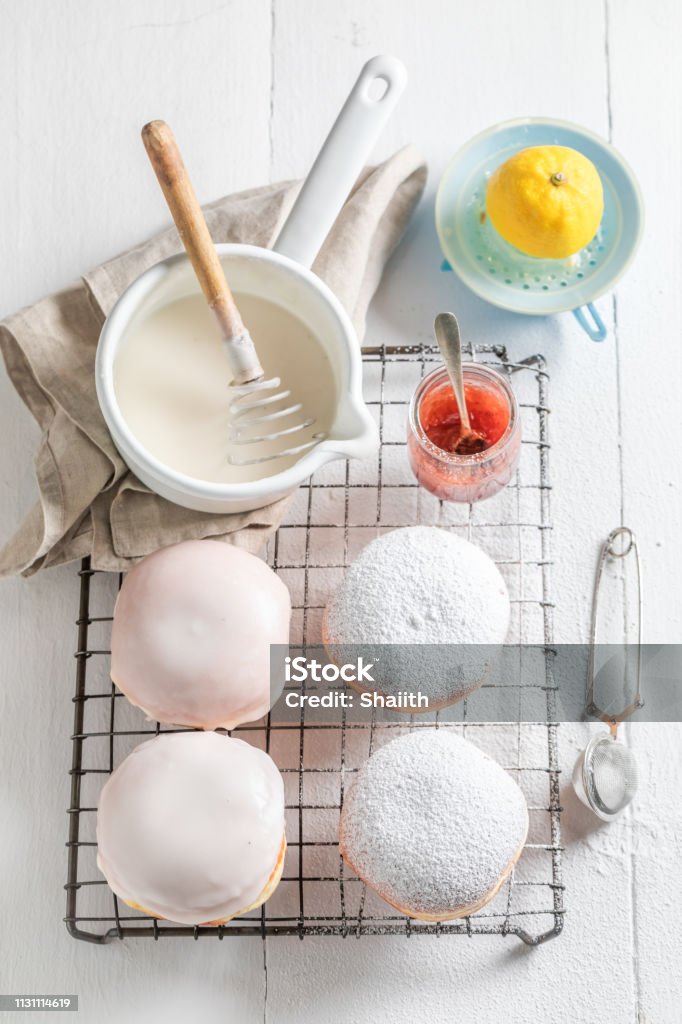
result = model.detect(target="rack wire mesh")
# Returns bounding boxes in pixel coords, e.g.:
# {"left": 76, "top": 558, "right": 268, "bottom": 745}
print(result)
{"left": 66, "top": 343, "right": 564, "bottom": 945}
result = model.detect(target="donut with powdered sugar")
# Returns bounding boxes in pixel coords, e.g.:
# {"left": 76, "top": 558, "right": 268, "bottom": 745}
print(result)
{"left": 323, "top": 526, "right": 510, "bottom": 710}
{"left": 339, "top": 730, "right": 528, "bottom": 920}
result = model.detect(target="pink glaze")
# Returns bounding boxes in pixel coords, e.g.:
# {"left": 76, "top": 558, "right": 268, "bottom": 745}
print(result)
{"left": 96, "top": 732, "right": 285, "bottom": 925}
{"left": 111, "top": 539, "right": 290, "bottom": 729}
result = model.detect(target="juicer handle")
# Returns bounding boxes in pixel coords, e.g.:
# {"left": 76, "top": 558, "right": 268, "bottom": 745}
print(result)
{"left": 573, "top": 302, "right": 607, "bottom": 342}
{"left": 273, "top": 55, "right": 407, "bottom": 268}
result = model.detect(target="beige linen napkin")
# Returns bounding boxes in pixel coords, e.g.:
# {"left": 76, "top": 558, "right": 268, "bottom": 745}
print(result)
{"left": 0, "top": 146, "right": 426, "bottom": 576}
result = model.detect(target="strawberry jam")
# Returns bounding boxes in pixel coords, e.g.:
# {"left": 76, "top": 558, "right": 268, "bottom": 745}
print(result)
{"left": 419, "top": 378, "right": 510, "bottom": 454}
{"left": 407, "top": 364, "right": 521, "bottom": 504}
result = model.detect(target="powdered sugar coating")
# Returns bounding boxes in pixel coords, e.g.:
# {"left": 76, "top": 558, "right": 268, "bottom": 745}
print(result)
{"left": 339, "top": 730, "right": 528, "bottom": 918}
{"left": 324, "top": 527, "right": 510, "bottom": 705}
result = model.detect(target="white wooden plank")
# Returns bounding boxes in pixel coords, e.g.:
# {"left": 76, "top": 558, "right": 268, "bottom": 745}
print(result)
{"left": 270, "top": 0, "right": 610, "bottom": 180}
{"left": 606, "top": 0, "right": 682, "bottom": 641}
{"left": 608, "top": 3, "right": 682, "bottom": 1021}
{"left": 0, "top": 0, "right": 273, "bottom": 316}
{"left": 270, "top": 0, "right": 624, "bottom": 648}
{"left": 0, "top": 2, "right": 271, "bottom": 1019}
{"left": 627, "top": 723, "right": 682, "bottom": 1023}
{"left": 267, "top": 3, "right": 633, "bottom": 1019}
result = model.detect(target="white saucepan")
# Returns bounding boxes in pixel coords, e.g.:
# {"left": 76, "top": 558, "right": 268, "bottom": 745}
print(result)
{"left": 96, "top": 55, "right": 406, "bottom": 514}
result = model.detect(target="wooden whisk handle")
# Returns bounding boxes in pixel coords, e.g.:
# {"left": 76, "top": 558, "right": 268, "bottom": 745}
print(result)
{"left": 141, "top": 121, "right": 264, "bottom": 382}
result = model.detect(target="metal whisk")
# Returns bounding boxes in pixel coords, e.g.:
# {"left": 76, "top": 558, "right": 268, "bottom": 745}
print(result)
{"left": 227, "top": 377, "right": 319, "bottom": 466}
{"left": 142, "top": 120, "right": 320, "bottom": 467}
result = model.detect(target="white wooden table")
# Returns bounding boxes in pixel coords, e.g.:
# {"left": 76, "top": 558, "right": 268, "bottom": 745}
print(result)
{"left": 1, "top": 2, "right": 680, "bottom": 1022}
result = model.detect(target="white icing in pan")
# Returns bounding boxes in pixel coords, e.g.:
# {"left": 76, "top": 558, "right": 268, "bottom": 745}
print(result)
{"left": 113, "top": 292, "right": 337, "bottom": 483}
{"left": 96, "top": 731, "right": 285, "bottom": 925}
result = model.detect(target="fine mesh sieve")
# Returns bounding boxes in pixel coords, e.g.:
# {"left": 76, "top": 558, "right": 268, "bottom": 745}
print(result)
{"left": 573, "top": 527, "right": 643, "bottom": 820}
{"left": 573, "top": 732, "right": 639, "bottom": 821}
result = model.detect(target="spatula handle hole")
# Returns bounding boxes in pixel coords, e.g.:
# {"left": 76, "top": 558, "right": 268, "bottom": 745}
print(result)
{"left": 366, "top": 75, "right": 389, "bottom": 102}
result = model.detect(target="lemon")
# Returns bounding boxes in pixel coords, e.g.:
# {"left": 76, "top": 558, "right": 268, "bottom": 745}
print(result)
{"left": 486, "top": 145, "right": 604, "bottom": 259}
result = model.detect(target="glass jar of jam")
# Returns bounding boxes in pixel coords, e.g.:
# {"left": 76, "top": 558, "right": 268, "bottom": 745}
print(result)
{"left": 407, "top": 363, "right": 521, "bottom": 503}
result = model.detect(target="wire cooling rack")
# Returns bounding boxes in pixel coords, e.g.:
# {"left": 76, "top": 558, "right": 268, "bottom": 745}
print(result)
{"left": 66, "top": 343, "right": 564, "bottom": 945}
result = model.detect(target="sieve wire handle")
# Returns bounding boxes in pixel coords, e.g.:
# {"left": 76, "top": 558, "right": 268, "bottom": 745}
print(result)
{"left": 586, "top": 527, "right": 644, "bottom": 724}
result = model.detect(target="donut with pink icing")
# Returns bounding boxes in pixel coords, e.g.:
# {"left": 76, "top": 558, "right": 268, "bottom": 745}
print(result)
{"left": 340, "top": 730, "right": 528, "bottom": 921}
{"left": 111, "top": 539, "right": 290, "bottom": 730}
{"left": 96, "top": 731, "right": 286, "bottom": 925}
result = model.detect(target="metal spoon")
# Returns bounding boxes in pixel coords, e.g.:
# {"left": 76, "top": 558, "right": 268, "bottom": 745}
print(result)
{"left": 433, "top": 313, "right": 488, "bottom": 455}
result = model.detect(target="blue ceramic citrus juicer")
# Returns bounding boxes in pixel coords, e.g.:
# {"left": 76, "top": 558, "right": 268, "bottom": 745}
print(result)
{"left": 436, "top": 118, "right": 644, "bottom": 342}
